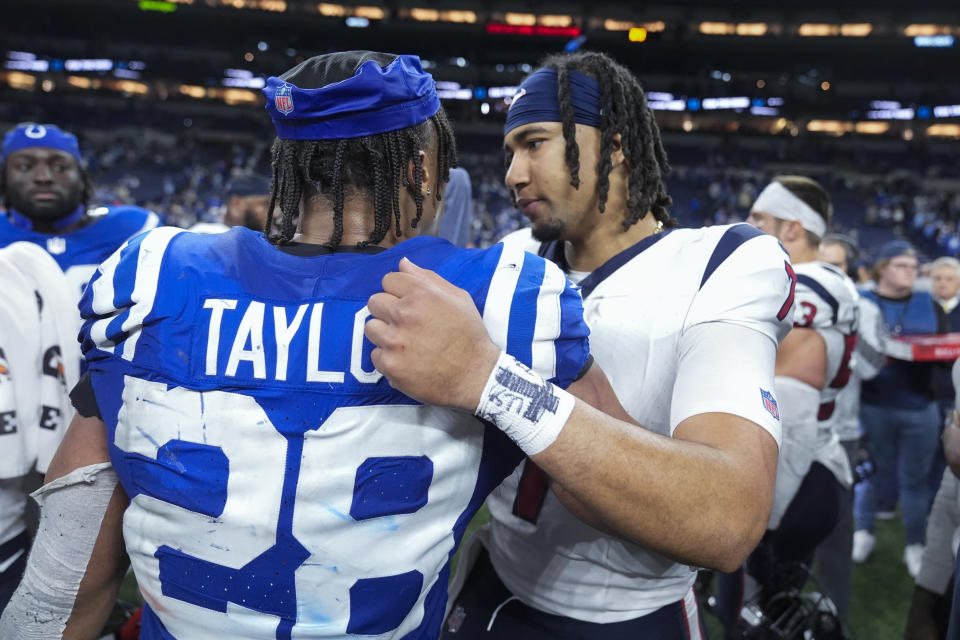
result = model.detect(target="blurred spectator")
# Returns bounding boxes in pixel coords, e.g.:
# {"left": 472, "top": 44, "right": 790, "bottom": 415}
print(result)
{"left": 436, "top": 167, "right": 473, "bottom": 248}
{"left": 854, "top": 241, "right": 946, "bottom": 577}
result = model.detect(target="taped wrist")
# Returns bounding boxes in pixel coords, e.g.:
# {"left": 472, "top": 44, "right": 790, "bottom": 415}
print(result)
{"left": 474, "top": 352, "right": 575, "bottom": 456}
{"left": 0, "top": 462, "right": 118, "bottom": 639}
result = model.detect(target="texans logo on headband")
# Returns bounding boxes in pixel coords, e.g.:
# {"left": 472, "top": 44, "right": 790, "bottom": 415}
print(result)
{"left": 275, "top": 83, "right": 294, "bottom": 116}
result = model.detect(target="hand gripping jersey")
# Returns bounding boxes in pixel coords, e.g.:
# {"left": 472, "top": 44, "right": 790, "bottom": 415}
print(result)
{"left": 789, "top": 261, "right": 861, "bottom": 490}
{"left": 0, "top": 205, "right": 159, "bottom": 299}
{"left": 78, "top": 227, "right": 589, "bottom": 640}
{"left": 485, "top": 223, "right": 795, "bottom": 622}
{"left": 0, "top": 242, "right": 79, "bottom": 545}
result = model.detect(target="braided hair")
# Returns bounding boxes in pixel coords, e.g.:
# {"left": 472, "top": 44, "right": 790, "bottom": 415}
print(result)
{"left": 539, "top": 51, "right": 675, "bottom": 230}
{"left": 265, "top": 108, "right": 457, "bottom": 247}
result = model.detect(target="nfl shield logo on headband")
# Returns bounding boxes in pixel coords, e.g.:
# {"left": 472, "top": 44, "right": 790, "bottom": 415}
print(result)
{"left": 274, "top": 83, "right": 294, "bottom": 115}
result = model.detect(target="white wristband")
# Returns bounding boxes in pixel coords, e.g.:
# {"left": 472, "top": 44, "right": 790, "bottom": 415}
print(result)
{"left": 474, "top": 352, "right": 575, "bottom": 456}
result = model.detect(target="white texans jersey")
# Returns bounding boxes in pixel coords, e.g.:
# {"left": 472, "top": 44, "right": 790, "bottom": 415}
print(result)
{"left": 484, "top": 223, "right": 795, "bottom": 622}
{"left": 792, "top": 261, "right": 860, "bottom": 424}
{"left": 0, "top": 242, "right": 79, "bottom": 545}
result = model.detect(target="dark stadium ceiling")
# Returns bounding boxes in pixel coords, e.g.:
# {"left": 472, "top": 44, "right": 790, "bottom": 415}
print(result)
{"left": 2, "top": 0, "right": 959, "bottom": 128}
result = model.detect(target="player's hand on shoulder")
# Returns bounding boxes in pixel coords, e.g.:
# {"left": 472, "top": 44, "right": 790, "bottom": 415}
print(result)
{"left": 365, "top": 258, "right": 500, "bottom": 411}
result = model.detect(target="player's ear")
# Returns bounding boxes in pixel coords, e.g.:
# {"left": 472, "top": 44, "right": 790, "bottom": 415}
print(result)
{"left": 609, "top": 132, "right": 626, "bottom": 167}
{"left": 406, "top": 150, "right": 433, "bottom": 199}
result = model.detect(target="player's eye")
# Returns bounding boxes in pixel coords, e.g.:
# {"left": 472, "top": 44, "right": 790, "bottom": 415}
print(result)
{"left": 528, "top": 139, "right": 544, "bottom": 150}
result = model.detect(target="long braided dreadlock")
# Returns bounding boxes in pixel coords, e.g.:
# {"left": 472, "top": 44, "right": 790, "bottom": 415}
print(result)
{"left": 264, "top": 108, "right": 457, "bottom": 247}
{"left": 539, "top": 51, "right": 675, "bottom": 230}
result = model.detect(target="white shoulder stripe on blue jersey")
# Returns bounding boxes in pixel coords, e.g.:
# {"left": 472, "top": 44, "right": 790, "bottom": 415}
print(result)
{"left": 120, "top": 227, "right": 183, "bottom": 360}
{"left": 530, "top": 260, "right": 565, "bottom": 381}
{"left": 87, "top": 240, "right": 130, "bottom": 354}
{"left": 482, "top": 243, "right": 526, "bottom": 351}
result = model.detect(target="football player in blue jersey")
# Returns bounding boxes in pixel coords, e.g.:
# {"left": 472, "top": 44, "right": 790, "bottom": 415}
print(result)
{"left": 1, "top": 51, "right": 620, "bottom": 640}
{"left": 0, "top": 123, "right": 159, "bottom": 298}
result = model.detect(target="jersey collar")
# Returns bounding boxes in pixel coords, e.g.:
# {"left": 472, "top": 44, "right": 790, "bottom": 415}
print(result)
{"left": 539, "top": 230, "right": 672, "bottom": 299}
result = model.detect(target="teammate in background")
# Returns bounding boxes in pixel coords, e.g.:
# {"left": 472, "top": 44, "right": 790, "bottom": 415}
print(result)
{"left": 718, "top": 179, "right": 859, "bottom": 630}
{"left": 223, "top": 174, "right": 272, "bottom": 231}
{"left": 366, "top": 51, "right": 795, "bottom": 639}
{"left": 0, "top": 124, "right": 159, "bottom": 300}
{"left": 814, "top": 234, "right": 885, "bottom": 623}
{"left": 435, "top": 167, "right": 473, "bottom": 248}
{"left": 0, "top": 242, "right": 78, "bottom": 612}
{"left": 0, "top": 50, "right": 605, "bottom": 640}
{"left": 854, "top": 240, "right": 946, "bottom": 577}
{"left": 190, "top": 174, "right": 273, "bottom": 234}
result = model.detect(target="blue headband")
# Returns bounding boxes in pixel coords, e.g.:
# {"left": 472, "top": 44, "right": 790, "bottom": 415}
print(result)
{"left": 2, "top": 123, "right": 82, "bottom": 163}
{"left": 504, "top": 68, "right": 603, "bottom": 136}
{"left": 263, "top": 54, "right": 441, "bottom": 140}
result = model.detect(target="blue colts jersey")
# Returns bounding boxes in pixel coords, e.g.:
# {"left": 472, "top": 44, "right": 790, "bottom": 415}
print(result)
{"left": 0, "top": 205, "right": 159, "bottom": 298}
{"left": 78, "top": 227, "right": 589, "bottom": 640}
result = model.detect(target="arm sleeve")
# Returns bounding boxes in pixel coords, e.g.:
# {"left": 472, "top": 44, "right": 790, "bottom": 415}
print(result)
{"left": 916, "top": 471, "right": 960, "bottom": 594}
{"left": 671, "top": 322, "right": 781, "bottom": 446}
{"left": 478, "top": 243, "right": 590, "bottom": 390}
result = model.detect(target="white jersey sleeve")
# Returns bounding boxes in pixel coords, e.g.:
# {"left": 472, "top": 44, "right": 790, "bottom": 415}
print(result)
{"left": 792, "top": 261, "right": 860, "bottom": 394}
{"left": 673, "top": 230, "right": 795, "bottom": 443}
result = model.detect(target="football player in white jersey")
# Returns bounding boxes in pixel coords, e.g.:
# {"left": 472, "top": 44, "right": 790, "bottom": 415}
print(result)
{"left": 718, "top": 177, "right": 861, "bottom": 624}
{"left": 814, "top": 234, "right": 884, "bottom": 622}
{"left": 0, "top": 242, "right": 78, "bottom": 612}
{"left": 365, "top": 51, "right": 795, "bottom": 639}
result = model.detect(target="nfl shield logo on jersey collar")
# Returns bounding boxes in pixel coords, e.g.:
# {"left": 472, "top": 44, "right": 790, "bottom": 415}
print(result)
{"left": 275, "top": 83, "right": 294, "bottom": 115}
{"left": 46, "top": 237, "right": 66, "bottom": 255}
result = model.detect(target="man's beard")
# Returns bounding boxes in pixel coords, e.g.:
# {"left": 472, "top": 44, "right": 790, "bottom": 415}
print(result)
{"left": 7, "top": 187, "right": 83, "bottom": 222}
{"left": 530, "top": 217, "right": 565, "bottom": 242}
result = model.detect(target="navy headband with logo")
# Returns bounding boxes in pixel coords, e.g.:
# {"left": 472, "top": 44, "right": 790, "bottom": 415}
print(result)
{"left": 2, "top": 123, "right": 82, "bottom": 163}
{"left": 504, "top": 68, "right": 603, "bottom": 136}
{"left": 263, "top": 53, "right": 441, "bottom": 140}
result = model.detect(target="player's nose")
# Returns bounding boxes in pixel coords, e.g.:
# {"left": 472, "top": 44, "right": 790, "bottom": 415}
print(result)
{"left": 504, "top": 153, "right": 528, "bottom": 194}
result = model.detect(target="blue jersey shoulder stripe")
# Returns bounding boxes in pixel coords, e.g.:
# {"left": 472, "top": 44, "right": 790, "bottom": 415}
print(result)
{"left": 699, "top": 224, "right": 766, "bottom": 290}
{"left": 796, "top": 274, "right": 839, "bottom": 325}
{"left": 505, "top": 250, "right": 546, "bottom": 369}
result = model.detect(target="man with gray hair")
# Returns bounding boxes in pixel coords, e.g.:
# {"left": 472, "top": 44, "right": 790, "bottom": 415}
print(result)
{"left": 932, "top": 257, "right": 960, "bottom": 327}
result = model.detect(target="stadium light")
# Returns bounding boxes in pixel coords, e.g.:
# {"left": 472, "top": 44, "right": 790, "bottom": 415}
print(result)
{"left": 628, "top": 27, "right": 647, "bottom": 42}
{"left": 317, "top": 3, "right": 346, "bottom": 16}
{"left": 699, "top": 22, "right": 736, "bottom": 35}
{"left": 927, "top": 124, "right": 960, "bottom": 137}
{"left": 409, "top": 8, "right": 439, "bottom": 22}
{"left": 5, "top": 71, "right": 37, "bottom": 90}
{"left": 855, "top": 122, "right": 890, "bottom": 134}
{"left": 441, "top": 11, "right": 476, "bottom": 23}
{"left": 904, "top": 24, "right": 952, "bottom": 37}
{"left": 806, "top": 120, "right": 852, "bottom": 135}
{"left": 736, "top": 23, "right": 768, "bottom": 36}
{"left": 505, "top": 13, "right": 536, "bottom": 26}
{"left": 539, "top": 15, "right": 572, "bottom": 28}
{"left": 180, "top": 84, "right": 207, "bottom": 99}
{"left": 354, "top": 6, "right": 385, "bottom": 20}
{"left": 799, "top": 24, "right": 840, "bottom": 37}
{"left": 840, "top": 24, "right": 872, "bottom": 37}
{"left": 915, "top": 35, "right": 955, "bottom": 47}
